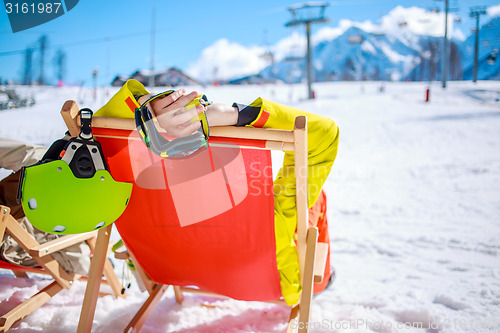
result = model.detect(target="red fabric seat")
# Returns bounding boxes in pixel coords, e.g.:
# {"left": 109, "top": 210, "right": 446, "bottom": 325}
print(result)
{"left": 95, "top": 128, "right": 283, "bottom": 301}
{"left": 0, "top": 260, "right": 40, "bottom": 271}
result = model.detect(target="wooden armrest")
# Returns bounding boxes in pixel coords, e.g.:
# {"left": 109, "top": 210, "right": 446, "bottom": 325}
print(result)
{"left": 313, "top": 242, "right": 329, "bottom": 283}
{"left": 29, "top": 231, "right": 98, "bottom": 257}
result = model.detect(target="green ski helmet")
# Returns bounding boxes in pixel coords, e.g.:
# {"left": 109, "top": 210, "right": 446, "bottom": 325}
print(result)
{"left": 18, "top": 109, "right": 132, "bottom": 234}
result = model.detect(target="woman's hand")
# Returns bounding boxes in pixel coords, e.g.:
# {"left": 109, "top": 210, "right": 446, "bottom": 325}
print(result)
{"left": 143, "top": 89, "right": 205, "bottom": 138}
{"left": 205, "top": 103, "right": 238, "bottom": 127}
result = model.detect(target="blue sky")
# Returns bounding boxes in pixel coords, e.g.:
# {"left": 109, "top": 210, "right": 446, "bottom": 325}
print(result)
{"left": 1, "top": 0, "right": 499, "bottom": 85}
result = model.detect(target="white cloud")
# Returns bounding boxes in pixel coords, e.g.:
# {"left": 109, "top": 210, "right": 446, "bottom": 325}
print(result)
{"left": 311, "top": 19, "right": 380, "bottom": 45}
{"left": 313, "top": 6, "right": 465, "bottom": 42}
{"left": 488, "top": 4, "right": 500, "bottom": 18}
{"left": 312, "top": 25, "right": 345, "bottom": 44}
{"left": 186, "top": 39, "right": 267, "bottom": 82}
{"left": 342, "top": 18, "right": 381, "bottom": 35}
{"left": 376, "top": 6, "right": 464, "bottom": 40}
{"left": 272, "top": 30, "right": 306, "bottom": 61}
{"left": 296, "top": 6, "right": 466, "bottom": 49}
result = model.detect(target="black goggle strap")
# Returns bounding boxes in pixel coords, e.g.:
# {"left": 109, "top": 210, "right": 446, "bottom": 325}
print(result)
{"left": 140, "top": 90, "right": 175, "bottom": 109}
{"left": 79, "top": 108, "right": 93, "bottom": 140}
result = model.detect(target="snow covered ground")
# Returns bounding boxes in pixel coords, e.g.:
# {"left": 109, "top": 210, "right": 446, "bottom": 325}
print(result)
{"left": 1, "top": 81, "right": 499, "bottom": 332}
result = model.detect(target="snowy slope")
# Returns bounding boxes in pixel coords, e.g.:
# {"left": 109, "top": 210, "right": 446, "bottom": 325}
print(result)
{"left": 1, "top": 81, "right": 500, "bottom": 332}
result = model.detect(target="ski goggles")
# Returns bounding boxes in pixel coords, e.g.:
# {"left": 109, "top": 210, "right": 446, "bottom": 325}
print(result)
{"left": 135, "top": 91, "right": 210, "bottom": 159}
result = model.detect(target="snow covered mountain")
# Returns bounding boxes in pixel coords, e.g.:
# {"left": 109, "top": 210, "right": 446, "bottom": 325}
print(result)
{"left": 257, "top": 16, "right": 498, "bottom": 84}
{"left": 260, "top": 26, "right": 447, "bottom": 83}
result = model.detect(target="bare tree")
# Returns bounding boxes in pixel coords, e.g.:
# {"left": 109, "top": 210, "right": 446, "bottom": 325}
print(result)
{"left": 23, "top": 48, "right": 33, "bottom": 85}
{"left": 372, "top": 66, "right": 380, "bottom": 81}
{"left": 342, "top": 58, "right": 355, "bottom": 81}
{"left": 53, "top": 48, "right": 66, "bottom": 83}
{"left": 38, "top": 35, "right": 48, "bottom": 85}
{"left": 449, "top": 41, "right": 463, "bottom": 80}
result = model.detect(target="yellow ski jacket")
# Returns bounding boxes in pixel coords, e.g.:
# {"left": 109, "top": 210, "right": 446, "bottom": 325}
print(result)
{"left": 243, "top": 97, "right": 339, "bottom": 305}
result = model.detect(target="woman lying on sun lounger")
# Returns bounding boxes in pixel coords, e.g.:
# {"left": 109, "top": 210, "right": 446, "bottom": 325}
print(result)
{"left": 98, "top": 80, "right": 339, "bottom": 305}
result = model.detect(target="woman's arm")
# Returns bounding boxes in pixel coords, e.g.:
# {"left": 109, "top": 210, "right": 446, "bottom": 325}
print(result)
{"left": 204, "top": 103, "right": 238, "bottom": 127}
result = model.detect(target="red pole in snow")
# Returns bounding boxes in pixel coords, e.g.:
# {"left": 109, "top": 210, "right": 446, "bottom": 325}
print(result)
{"left": 425, "top": 87, "right": 430, "bottom": 102}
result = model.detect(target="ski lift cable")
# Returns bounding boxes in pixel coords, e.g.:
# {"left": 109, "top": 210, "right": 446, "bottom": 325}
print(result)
{"left": 0, "top": 31, "right": 148, "bottom": 57}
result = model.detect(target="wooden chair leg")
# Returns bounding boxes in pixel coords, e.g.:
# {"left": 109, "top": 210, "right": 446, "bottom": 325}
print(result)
{"left": 102, "top": 258, "right": 124, "bottom": 298}
{"left": 3, "top": 210, "right": 74, "bottom": 289}
{"left": 173, "top": 286, "right": 184, "bottom": 304}
{"left": 124, "top": 284, "right": 169, "bottom": 333}
{"left": 128, "top": 251, "right": 156, "bottom": 295}
{"left": 86, "top": 237, "right": 124, "bottom": 298}
{"left": 11, "top": 270, "right": 29, "bottom": 278}
{"left": 0, "top": 281, "right": 64, "bottom": 332}
{"left": 77, "top": 225, "right": 112, "bottom": 333}
{"left": 287, "top": 304, "right": 300, "bottom": 333}
{"left": 297, "top": 227, "right": 318, "bottom": 333}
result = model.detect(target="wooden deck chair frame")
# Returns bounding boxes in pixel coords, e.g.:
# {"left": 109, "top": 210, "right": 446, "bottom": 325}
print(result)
{"left": 60, "top": 100, "right": 329, "bottom": 333}
{"left": 0, "top": 205, "right": 124, "bottom": 332}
